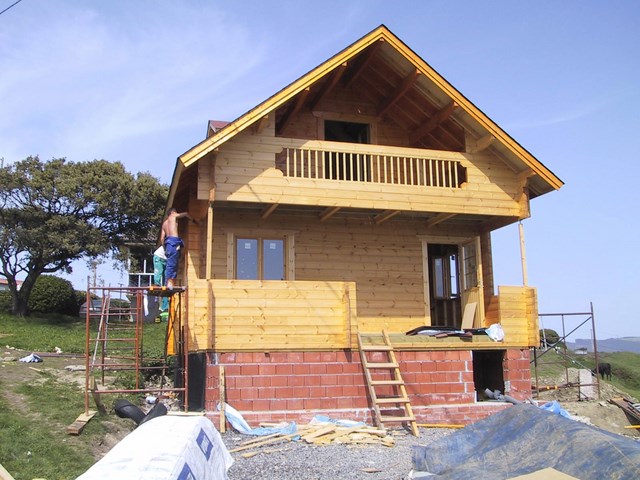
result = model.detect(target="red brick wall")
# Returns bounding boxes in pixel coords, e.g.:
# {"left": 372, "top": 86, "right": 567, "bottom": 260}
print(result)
{"left": 503, "top": 348, "right": 531, "bottom": 401}
{"left": 203, "top": 349, "right": 530, "bottom": 426}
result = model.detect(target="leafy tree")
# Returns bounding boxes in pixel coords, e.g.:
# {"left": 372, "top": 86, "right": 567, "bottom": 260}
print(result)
{"left": 0, "top": 156, "right": 168, "bottom": 316}
{"left": 540, "top": 328, "right": 564, "bottom": 349}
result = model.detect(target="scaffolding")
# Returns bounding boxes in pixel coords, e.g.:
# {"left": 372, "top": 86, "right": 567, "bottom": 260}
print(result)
{"left": 83, "top": 285, "right": 189, "bottom": 414}
{"left": 531, "top": 302, "right": 601, "bottom": 400}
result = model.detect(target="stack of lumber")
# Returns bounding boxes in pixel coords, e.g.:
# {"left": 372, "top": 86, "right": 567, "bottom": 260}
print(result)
{"left": 229, "top": 422, "right": 395, "bottom": 458}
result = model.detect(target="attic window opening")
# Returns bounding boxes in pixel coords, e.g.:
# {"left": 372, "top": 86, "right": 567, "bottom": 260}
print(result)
{"left": 325, "top": 120, "right": 371, "bottom": 181}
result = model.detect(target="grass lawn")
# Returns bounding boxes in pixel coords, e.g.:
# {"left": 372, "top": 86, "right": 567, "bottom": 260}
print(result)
{"left": 530, "top": 346, "right": 640, "bottom": 400}
{"left": 0, "top": 312, "right": 168, "bottom": 479}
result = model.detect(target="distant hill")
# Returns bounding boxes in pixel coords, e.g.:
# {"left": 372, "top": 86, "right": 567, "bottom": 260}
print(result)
{"left": 568, "top": 337, "right": 640, "bottom": 354}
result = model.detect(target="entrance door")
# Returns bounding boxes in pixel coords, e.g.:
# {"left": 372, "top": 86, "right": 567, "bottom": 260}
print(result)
{"left": 427, "top": 244, "right": 460, "bottom": 327}
{"left": 459, "top": 237, "right": 484, "bottom": 329}
{"left": 423, "top": 238, "right": 484, "bottom": 328}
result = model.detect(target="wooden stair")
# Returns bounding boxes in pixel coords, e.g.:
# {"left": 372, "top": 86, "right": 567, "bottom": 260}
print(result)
{"left": 358, "top": 330, "right": 419, "bottom": 436}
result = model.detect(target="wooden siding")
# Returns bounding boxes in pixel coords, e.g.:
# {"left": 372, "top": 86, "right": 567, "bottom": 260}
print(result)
{"left": 498, "top": 285, "right": 538, "bottom": 347}
{"left": 212, "top": 126, "right": 525, "bottom": 218}
{"left": 206, "top": 280, "right": 356, "bottom": 351}
{"left": 207, "top": 210, "right": 428, "bottom": 320}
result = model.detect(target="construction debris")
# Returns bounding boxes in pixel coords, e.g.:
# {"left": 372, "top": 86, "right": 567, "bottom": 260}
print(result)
{"left": 229, "top": 421, "right": 395, "bottom": 458}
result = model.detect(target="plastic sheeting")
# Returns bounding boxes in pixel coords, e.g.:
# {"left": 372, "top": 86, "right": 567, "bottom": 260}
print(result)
{"left": 76, "top": 415, "right": 233, "bottom": 480}
{"left": 412, "top": 404, "right": 640, "bottom": 480}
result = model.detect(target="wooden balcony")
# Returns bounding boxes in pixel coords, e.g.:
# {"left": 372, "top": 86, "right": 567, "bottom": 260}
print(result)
{"left": 213, "top": 137, "right": 523, "bottom": 217}
{"left": 276, "top": 140, "right": 467, "bottom": 189}
{"left": 187, "top": 280, "right": 538, "bottom": 352}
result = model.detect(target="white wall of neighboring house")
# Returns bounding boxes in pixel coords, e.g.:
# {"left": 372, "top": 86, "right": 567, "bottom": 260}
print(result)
{"left": 0, "top": 278, "right": 22, "bottom": 291}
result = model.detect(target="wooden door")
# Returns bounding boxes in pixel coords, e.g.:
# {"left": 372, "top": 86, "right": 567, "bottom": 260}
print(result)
{"left": 459, "top": 237, "right": 484, "bottom": 329}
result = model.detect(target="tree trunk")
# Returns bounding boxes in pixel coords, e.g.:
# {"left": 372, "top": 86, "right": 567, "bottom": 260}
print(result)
{"left": 9, "top": 272, "right": 39, "bottom": 316}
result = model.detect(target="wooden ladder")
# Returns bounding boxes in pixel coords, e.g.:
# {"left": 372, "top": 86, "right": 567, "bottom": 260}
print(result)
{"left": 358, "top": 330, "right": 419, "bottom": 436}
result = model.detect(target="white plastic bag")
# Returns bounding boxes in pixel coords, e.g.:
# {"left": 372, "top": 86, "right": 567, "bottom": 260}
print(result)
{"left": 486, "top": 323, "right": 505, "bottom": 342}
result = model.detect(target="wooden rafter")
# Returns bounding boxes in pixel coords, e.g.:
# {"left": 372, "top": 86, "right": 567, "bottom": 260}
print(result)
{"left": 309, "top": 63, "right": 347, "bottom": 111}
{"left": 373, "top": 210, "right": 401, "bottom": 225}
{"left": 343, "top": 40, "right": 383, "bottom": 89}
{"left": 319, "top": 206, "right": 341, "bottom": 222}
{"left": 276, "top": 88, "right": 311, "bottom": 135}
{"left": 517, "top": 168, "right": 535, "bottom": 183}
{"left": 377, "top": 69, "right": 420, "bottom": 119}
{"left": 426, "top": 213, "right": 456, "bottom": 228}
{"left": 260, "top": 203, "right": 279, "bottom": 219}
{"left": 467, "top": 133, "right": 495, "bottom": 153}
{"left": 410, "top": 101, "right": 458, "bottom": 144}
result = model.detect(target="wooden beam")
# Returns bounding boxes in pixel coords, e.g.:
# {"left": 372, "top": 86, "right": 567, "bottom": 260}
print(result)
{"left": 66, "top": 410, "right": 97, "bottom": 435}
{"left": 319, "top": 206, "right": 341, "bottom": 222}
{"left": 206, "top": 203, "right": 213, "bottom": 279}
{"left": 519, "top": 222, "right": 528, "bottom": 286}
{"left": 517, "top": 168, "right": 535, "bottom": 183}
{"left": 410, "top": 101, "right": 458, "bottom": 144}
{"left": 480, "top": 215, "right": 520, "bottom": 233}
{"left": 309, "top": 63, "right": 347, "bottom": 111}
{"left": 261, "top": 203, "right": 279, "bottom": 219}
{"left": 377, "top": 69, "right": 420, "bottom": 119}
{"left": 253, "top": 114, "right": 270, "bottom": 134}
{"left": 276, "top": 88, "right": 310, "bottom": 135}
{"left": 426, "top": 213, "right": 456, "bottom": 228}
{"left": 467, "top": 133, "right": 495, "bottom": 153}
{"left": 343, "top": 40, "right": 383, "bottom": 88}
{"left": 373, "top": 210, "right": 401, "bottom": 225}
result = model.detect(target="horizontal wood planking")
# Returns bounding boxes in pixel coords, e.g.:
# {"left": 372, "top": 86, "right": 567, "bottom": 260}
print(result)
{"left": 207, "top": 280, "right": 356, "bottom": 351}
{"left": 498, "top": 285, "right": 538, "bottom": 346}
{"left": 185, "top": 209, "right": 536, "bottom": 351}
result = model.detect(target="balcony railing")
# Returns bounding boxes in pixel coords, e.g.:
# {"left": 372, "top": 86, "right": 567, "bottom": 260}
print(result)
{"left": 276, "top": 141, "right": 467, "bottom": 188}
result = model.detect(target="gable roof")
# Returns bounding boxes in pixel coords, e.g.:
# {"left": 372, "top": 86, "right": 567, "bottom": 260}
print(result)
{"left": 170, "top": 25, "right": 562, "bottom": 208}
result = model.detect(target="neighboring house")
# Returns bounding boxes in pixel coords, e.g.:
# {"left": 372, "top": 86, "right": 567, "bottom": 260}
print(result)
{"left": 0, "top": 278, "right": 22, "bottom": 292}
{"left": 165, "top": 26, "right": 562, "bottom": 425}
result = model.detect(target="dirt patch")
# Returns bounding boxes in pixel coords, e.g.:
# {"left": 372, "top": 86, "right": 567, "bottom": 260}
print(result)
{"left": 533, "top": 368, "right": 639, "bottom": 439}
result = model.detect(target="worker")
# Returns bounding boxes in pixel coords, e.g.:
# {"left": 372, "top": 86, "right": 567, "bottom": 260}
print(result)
{"left": 160, "top": 208, "right": 196, "bottom": 289}
{"left": 152, "top": 245, "right": 169, "bottom": 318}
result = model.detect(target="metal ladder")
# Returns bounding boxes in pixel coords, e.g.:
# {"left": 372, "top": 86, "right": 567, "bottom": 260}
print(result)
{"left": 358, "top": 330, "right": 418, "bottom": 436}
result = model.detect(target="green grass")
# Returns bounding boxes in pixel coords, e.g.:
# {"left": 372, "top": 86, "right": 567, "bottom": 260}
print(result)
{"left": 0, "top": 377, "right": 99, "bottom": 480}
{"left": 600, "top": 352, "right": 640, "bottom": 399}
{"left": 0, "top": 312, "right": 169, "bottom": 480}
{"left": 531, "top": 348, "right": 640, "bottom": 400}
{"left": 0, "top": 313, "right": 88, "bottom": 353}
{"left": 0, "top": 312, "right": 168, "bottom": 358}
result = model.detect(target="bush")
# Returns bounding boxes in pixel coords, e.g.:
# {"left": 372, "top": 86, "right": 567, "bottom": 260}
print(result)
{"left": 0, "top": 291, "right": 11, "bottom": 313}
{"left": 27, "top": 275, "right": 78, "bottom": 316}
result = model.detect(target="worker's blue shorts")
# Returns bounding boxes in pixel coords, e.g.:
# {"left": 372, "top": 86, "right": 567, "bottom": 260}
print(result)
{"left": 164, "top": 236, "right": 184, "bottom": 281}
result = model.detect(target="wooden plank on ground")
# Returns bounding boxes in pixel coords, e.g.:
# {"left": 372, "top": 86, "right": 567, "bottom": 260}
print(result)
{"left": 66, "top": 410, "right": 97, "bottom": 436}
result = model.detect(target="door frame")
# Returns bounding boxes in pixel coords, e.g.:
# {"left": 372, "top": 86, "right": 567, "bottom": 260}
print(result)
{"left": 420, "top": 235, "right": 485, "bottom": 328}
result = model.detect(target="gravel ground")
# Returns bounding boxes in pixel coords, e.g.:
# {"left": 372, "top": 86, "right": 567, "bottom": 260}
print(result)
{"left": 220, "top": 427, "right": 453, "bottom": 480}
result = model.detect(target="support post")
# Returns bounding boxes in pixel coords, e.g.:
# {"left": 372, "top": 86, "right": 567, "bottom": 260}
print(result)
{"left": 206, "top": 202, "right": 213, "bottom": 280}
{"left": 519, "top": 222, "right": 528, "bottom": 286}
{"left": 219, "top": 365, "right": 226, "bottom": 433}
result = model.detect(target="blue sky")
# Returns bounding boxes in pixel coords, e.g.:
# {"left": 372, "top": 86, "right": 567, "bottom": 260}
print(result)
{"left": 1, "top": 1, "right": 638, "bottom": 339}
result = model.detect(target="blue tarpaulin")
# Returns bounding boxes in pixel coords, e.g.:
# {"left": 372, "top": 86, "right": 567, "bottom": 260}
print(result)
{"left": 412, "top": 403, "right": 640, "bottom": 479}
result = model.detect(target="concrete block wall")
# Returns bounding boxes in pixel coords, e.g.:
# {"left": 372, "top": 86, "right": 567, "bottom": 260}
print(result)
{"left": 204, "top": 349, "right": 530, "bottom": 426}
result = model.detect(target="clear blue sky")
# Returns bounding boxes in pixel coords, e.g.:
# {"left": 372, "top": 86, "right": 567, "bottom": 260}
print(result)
{"left": 1, "top": 1, "right": 638, "bottom": 339}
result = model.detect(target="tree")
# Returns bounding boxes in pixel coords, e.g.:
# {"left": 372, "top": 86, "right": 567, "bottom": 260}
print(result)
{"left": 0, "top": 156, "right": 168, "bottom": 316}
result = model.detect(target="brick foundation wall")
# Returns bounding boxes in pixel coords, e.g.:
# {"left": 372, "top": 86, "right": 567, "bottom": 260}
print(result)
{"left": 203, "top": 349, "right": 530, "bottom": 426}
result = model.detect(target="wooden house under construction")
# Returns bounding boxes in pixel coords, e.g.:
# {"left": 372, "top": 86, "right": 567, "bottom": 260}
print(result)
{"left": 165, "top": 25, "right": 563, "bottom": 427}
